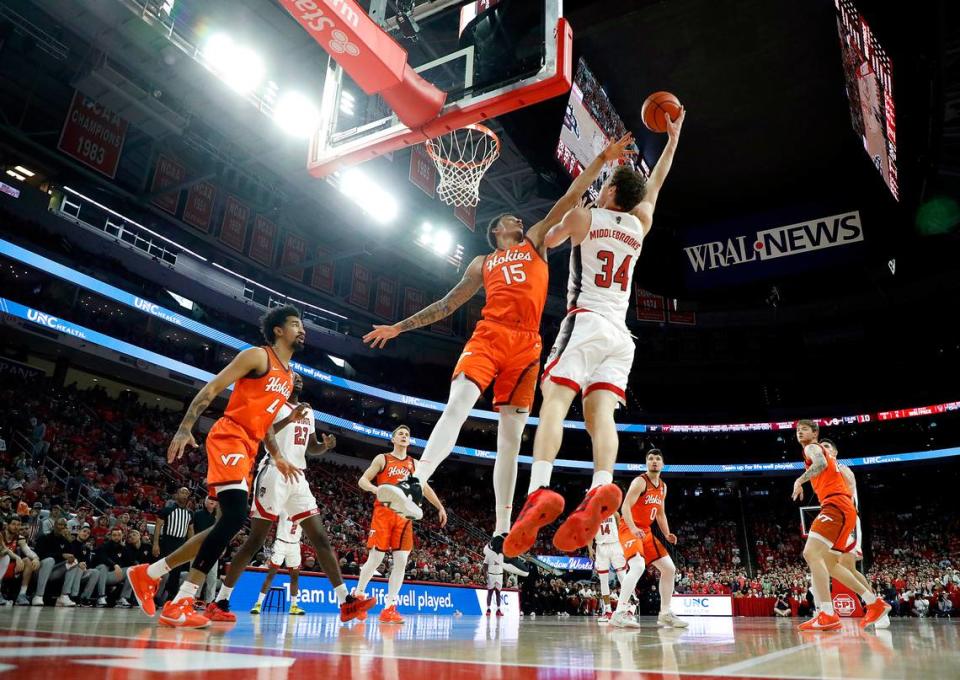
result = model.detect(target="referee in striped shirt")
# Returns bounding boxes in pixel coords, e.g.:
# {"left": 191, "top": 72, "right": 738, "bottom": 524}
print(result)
{"left": 153, "top": 487, "right": 194, "bottom": 605}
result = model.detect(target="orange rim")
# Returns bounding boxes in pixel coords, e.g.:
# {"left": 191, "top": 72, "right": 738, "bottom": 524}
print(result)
{"left": 425, "top": 123, "right": 501, "bottom": 170}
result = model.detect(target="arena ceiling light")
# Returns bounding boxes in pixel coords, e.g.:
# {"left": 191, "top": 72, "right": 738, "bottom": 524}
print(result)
{"left": 336, "top": 168, "right": 398, "bottom": 224}
{"left": 13, "top": 166, "right": 35, "bottom": 177}
{"left": 201, "top": 33, "right": 265, "bottom": 94}
{"left": 5, "top": 170, "right": 25, "bottom": 181}
{"left": 272, "top": 91, "right": 321, "bottom": 138}
{"left": 417, "top": 223, "right": 464, "bottom": 266}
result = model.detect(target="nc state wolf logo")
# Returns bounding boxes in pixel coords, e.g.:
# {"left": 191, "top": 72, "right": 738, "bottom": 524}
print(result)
{"left": 220, "top": 453, "right": 244, "bottom": 466}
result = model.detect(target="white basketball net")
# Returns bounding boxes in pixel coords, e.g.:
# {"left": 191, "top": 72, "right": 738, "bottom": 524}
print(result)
{"left": 425, "top": 124, "right": 501, "bottom": 207}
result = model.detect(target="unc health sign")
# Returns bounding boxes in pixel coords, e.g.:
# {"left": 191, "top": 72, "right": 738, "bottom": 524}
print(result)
{"left": 670, "top": 594, "right": 732, "bottom": 617}
{"left": 683, "top": 210, "right": 864, "bottom": 288}
{"left": 232, "top": 568, "right": 519, "bottom": 616}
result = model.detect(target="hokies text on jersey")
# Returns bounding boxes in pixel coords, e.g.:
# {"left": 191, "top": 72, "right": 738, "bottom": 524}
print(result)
{"left": 486, "top": 248, "right": 533, "bottom": 271}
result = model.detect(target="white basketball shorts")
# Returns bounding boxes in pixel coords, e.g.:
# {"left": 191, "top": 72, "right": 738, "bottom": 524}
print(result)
{"left": 250, "top": 465, "right": 319, "bottom": 524}
{"left": 270, "top": 539, "right": 302, "bottom": 569}
{"left": 594, "top": 541, "right": 627, "bottom": 574}
{"left": 542, "top": 310, "right": 634, "bottom": 404}
{"left": 487, "top": 572, "right": 504, "bottom": 590}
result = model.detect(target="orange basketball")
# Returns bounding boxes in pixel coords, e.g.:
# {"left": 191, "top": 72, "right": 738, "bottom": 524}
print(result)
{"left": 641, "top": 91, "right": 682, "bottom": 133}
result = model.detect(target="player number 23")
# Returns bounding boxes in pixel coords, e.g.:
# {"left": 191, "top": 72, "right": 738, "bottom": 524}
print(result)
{"left": 501, "top": 263, "right": 526, "bottom": 284}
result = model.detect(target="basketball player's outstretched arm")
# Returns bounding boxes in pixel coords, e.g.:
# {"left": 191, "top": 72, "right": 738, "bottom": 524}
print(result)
{"left": 620, "top": 477, "right": 648, "bottom": 539}
{"left": 632, "top": 108, "right": 685, "bottom": 234}
{"left": 527, "top": 133, "right": 637, "bottom": 251}
{"left": 839, "top": 464, "right": 857, "bottom": 496}
{"left": 358, "top": 455, "right": 387, "bottom": 495}
{"left": 654, "top": 489, "right": 677, "bottom": 544}
{"left": 306, "top": 433, "right": 336, "bottom": 457}
{"left": 792, "top": 444, "right": 827, "bottom": 500}
{"left": 363, "top": 256, "right": 484, "bottom": 348}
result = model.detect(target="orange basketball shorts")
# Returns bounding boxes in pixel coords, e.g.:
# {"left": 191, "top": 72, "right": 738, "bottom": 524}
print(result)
{"left": 618, "top": 522, "right": 669, "bottom": 565}
{"left": 367, "top": 505, "right": 414, "bottom": 552}
{"left": 452, "top": 320, "right": 542, "bottom": 410}
{"left": 205, "top": 417, "right": 259, "bottom": 498}
{"left": 809, "top": 495, "right": 858, "bottom": 554}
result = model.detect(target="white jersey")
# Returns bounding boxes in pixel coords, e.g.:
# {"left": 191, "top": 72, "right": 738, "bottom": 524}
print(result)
{"left": 567, "top": 208, "right": 645, "bottom": 329}
{"left": 263, "top": 401, "right": 315, "bottom": 470}
{"left": 484, "top": 550, "right": 503, "bottom": 577}
{"left": 595, "top": 515, "right": 619, "bottom": 546}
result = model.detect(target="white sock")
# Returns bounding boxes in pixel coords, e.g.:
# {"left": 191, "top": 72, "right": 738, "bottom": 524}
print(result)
{"left": 386, "top": 551, "right": 409, "bottom": 607}
{"left": 615, "top": 556, "right": 645, "bottom": 614}
{"left": 494, "top": 406, "right": 526, "bottom": 534}
{"left": 861, "top": 590, "right": 877, "bottom": 605}
{"left": 527, "top": 460, "right": 554, "bottom": 494}
{"left": 174, "top": 581, "right": 199, "bottom": 603}
{"left": 256, "top": 592, "right": 266, "bottom": 605}
{"left": 19, "top": 585, "right": 27, "bottom": 596}
{"left": 820, "top": 601, "right": 835, "bottom": 616}
{"left": 356, "top": 549, "right": 386, "bottom": 594}
{"left": 599, "top": 572, "right": 610, "bottom": 597}
{"left": 414, "top": 376, "right": 481, "bottom": 483}
{"left": 334, "top": 584, "right": 348, "bottom": 604}
{"left": 147, "top": 559, "right": 171, "bottom": 580}
{"left": 591, "top": 470, "right": 613, "bottom": 489}
{"left": 216, "top": 584, "right": 233, "bottom": 602}
{"left": 291, "top": 593, "right": 299, "bottom": 605}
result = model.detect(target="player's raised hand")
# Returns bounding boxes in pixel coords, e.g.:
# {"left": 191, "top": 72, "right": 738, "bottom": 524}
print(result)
{"left": 293, "top": 402, "right": 311, "bottom": 419}
{"left": 436, "top": 506, "right": 448, "bottom": 529}
{"left": 363, "top": 324, "right": 400, "bottom": 349}
{"left": 791, "top": 478, "right": 804, "bottom": 502}
{"left": 665, "top": 107, "right": 685, "bottom": 141}
{"left": 320, "top": 433, "right": 336, "bottom": 451}
{"left": 601, "top": 132, "right": 637, "bottom": 163}
{"left": 274, "top": 455, "right": 302, "bottom": 484}
{"left": 666, "top": 533, "right": 678, "bottom": 545}
{"left": 167, "top": 429, "right": 197, "bottom": 464}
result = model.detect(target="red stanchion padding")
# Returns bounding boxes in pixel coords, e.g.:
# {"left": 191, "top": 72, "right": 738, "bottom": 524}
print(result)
{"left": 831, "top": 580, "right": 864, "bottom": 617}
{"left": 381, "top": 64, "right": 448, "bottom": 128}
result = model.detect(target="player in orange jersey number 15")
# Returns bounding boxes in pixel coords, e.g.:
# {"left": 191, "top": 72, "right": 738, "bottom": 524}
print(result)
{"left": 362, "top": 134, "right": 637, "bottom": 580}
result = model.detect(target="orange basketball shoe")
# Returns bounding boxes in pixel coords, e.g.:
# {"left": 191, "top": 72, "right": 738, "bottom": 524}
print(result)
{"left": 379, "top": 605, "right": 404, "bottom": 624}
{"left": 205, "top": 600, "right": 237, "bottom": 623}
{"left": 126, "top": 564, "right": 159, "bottom": 617}
{"left": 861, "top": 599, "right": 892, "bottom": 629}
{"left": 158, "top": 597, "right": 211, "bottom": 629}
{"left": 553, "top": 484, "right": 623, "bottom": 553}
{"left": 340, "top": 593, "right": 377, "bottom": 623}
{"left": 798, "top": 611, "right": 841, "bottom": 632}
{"left": 503, "top": 488, "right": 565, "bottom": 558}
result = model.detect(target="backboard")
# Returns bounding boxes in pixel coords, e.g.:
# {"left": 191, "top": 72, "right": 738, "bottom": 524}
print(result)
{"left": 292, "top": 0, "right": 570, "bottom": 178}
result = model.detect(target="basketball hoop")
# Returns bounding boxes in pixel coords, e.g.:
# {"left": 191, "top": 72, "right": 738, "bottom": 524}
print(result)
{"left": 425, "top": 123, "right": 501, "bottom": 207}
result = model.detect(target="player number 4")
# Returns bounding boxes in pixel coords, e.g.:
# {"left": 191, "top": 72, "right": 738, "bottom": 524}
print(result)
{"left": 501, "top": 263, "right": 526, "bottom": 285}
{"left": 595, "top": 251, "right": 632, "bottom": 291}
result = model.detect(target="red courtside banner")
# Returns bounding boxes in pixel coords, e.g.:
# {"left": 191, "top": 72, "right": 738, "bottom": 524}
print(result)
{"left": 403, "top": 287, "right": 425, "bottom": 318}
{"left": 349, "top": 263, "right": 372, "bottom": 309}
{"left": 281, "top": 232, "right": 308, "bottom": 282}
{"left": 219, "top": 195, "right": 249, "bottom": 252}
{"left": 374, "top": 278, "right": 397, "bottom": 318}
{"left": 310, "top": 247, "right": 335, "bottom": 293}
{"left": 408, "top": 145, "right": 436, "bottom": 198}
{"left": 249, "top": 215, "right": 278, "bottom": 266}
{"left": 668, "top": 308, "right": 697, "bottom": 326}
{"left": 635, "top": 286, "right": 666, "bottom": 323}
{"left": 465, "top": 299, "right": 484, "bottom": 334}
{"left": 182, "top": 181, "right": 217, "bottom": 232}
{"left": 454, "top": 202, "right": 476, "bottom": 231}
{"left": 57, "top": 90, "right": 129, "bottom": 179}
{"left": 150, "top": 154, "right": 186, "bottom": 214}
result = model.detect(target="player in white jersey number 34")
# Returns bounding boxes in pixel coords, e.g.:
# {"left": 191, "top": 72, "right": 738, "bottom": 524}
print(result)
{"left": 505, "top": 109, "right": 686, "bottom": 559}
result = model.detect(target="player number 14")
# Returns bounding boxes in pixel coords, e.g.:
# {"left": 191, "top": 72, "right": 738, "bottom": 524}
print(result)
{"left": 501, "top": 263, "right": 526, "bottom": 285}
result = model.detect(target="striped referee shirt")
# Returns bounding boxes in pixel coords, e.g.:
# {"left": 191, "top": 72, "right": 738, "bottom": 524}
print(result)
{"left": 158, "top": 504, "right": 192, "bottom": 540}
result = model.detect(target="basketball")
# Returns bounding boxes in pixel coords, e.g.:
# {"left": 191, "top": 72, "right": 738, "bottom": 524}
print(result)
{"left": 641, "top": 91, "right": 683, "bottom": 133}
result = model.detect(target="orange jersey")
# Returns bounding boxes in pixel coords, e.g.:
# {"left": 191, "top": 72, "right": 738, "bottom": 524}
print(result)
{"left": 223, "top": 346, "right": 294, "bottom": 440}
{"left": 628, "top": 474, "right": 667, "bottom": 530}
{"left": 374, "top": 453, "right": 416, "bottom": 509}
{"left": 804, "top": 443, "right": 852, "bottom": 502}
{"left": 481, "top": 239, "right": 549, "bottom": 332}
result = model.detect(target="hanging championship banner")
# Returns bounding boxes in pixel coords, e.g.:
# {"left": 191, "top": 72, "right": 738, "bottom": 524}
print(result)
{"left": 218, "top": 195, "right": 249, "bottom": 252}
{"left": 454, "top": 202, "right": 476, "bottom": 231}
{"left": 635, "top": 287, "right": 666, "bottom": 323}
{"left": 182, "top": 181, "right": 217, "bottom": 232}
{"left": 349, "top": 263, "right": 372, "bottom": 309}
{"left": 408, "top": 145, "right": 436, "bottom": 198}
{"left": 310, "top": 247, "right": 335, "bottom": 293}
{"left": 374, "top": 278, "right": 398, "bottom": 319}
{"left": 403, "top": 287, "right": 425, "bottom": 318}
{"left": 281, "top": 232, "right": 308, "bottom": 282}
{"left": 149, "top": 154, "right": 186, "bottom": 214}
{"left": 248, "top": 215, "right": 278, "bottom": 266}
{"left": 668, "top": 309, "right": 697, "bottom": 326}
{"left": 57, "top": 90, "right": 129, "bottom": 178}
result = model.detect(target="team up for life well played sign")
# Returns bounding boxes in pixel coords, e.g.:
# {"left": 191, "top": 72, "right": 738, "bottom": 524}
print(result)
{"left": 58, "top": 91, "right": 129, "bottom": 179}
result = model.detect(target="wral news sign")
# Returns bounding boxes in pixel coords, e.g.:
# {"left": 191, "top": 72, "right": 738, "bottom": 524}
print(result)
{"left": 683, "top": 211, "right": 864, "bottom": 286}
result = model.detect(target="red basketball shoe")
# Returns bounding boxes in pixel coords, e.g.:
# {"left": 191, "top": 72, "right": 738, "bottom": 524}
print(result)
{"left": 553, "top": 484, "right": 622, "bottom": 553}
{"left": 503, "top": 488, "right": 565, "bottom": 558}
